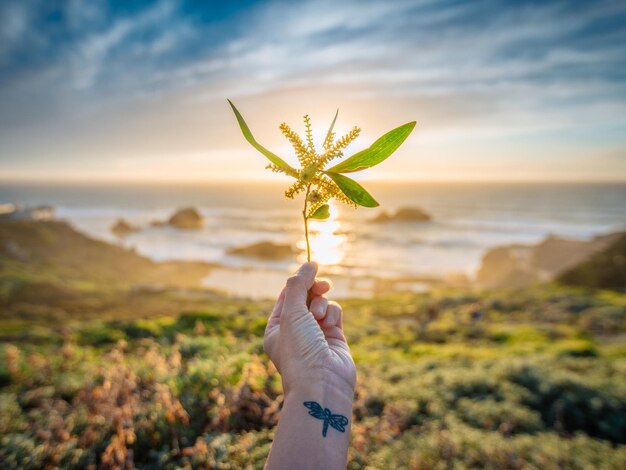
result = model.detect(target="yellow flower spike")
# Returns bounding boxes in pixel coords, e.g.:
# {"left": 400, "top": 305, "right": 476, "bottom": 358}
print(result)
{"left": 303, "top": 115, "right": 315, "bottom": 152}
{"left": 323, "top": 131, "right": 335, "bottom": 152}
{"left": 284, "top": 180, "right": 306, "bottom": 199}
{"left": 279, "top": 123, "right": 308, "bottom": 166}
{"left": 319, "top": 126, "right": 361, "bottom": 166}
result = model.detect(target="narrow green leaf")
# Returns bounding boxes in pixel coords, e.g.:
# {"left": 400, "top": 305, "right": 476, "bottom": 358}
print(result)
{"left": 328, "top": 121, "right": 416, "bottom": 173}
{"left": 228, "top": 99, "right": 296, "bottom": 174}
{"left": 324, "top": 109, "right": 339, "bottom": 147}
{"left": 309, "top": 204, "right": 330, "bottom": 219}
{"left": 325, "top": 171, "right": 379, "bottom": 207}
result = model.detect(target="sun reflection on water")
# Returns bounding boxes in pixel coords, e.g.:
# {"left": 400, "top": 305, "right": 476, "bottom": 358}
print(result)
{"left": 301, "top": 202, "right": 348, "bottom": 268}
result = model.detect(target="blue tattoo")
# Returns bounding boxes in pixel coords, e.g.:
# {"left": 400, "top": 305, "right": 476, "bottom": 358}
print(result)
{"left": 303, "top": 401, "right": 349, "bottom": 437}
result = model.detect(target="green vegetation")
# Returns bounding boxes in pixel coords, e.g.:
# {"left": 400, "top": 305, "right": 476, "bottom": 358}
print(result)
{"left": 1, "top": 285, "right": 625, "bottom": 469}
{"left": 1, "top": 220, "right": 625, "bottom": 468}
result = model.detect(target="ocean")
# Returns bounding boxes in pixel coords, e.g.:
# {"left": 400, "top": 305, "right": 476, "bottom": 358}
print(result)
{"left": 1, "top": 181, "right": 624, "bottom": 297}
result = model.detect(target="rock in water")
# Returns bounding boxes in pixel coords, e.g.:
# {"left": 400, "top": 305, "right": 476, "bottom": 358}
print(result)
{"left": 227, "top": 241, "right": 296, "bottom": 260}
{"left": 111, "top": 219, "right": 140, "bottom": 237}
{"left": 168, "top": 207, "right": 203, "bottom": 229}
{"left": 370, "top": 207, "right": 432, "bottom": 223}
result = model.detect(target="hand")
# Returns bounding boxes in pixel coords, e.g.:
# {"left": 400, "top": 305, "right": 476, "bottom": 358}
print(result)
{"left": 264, "top": 262, "right": 356, "bottom": 399}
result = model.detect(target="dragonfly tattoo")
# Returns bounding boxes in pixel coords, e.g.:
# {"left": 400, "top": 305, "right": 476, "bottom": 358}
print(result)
{"left": 303, "top": 401, "right": 349, "bottom": 437}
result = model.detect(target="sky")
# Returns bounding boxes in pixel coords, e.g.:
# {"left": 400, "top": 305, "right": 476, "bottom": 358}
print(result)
{"left": 0, "top": 0, "right": 625, "bottom": 182}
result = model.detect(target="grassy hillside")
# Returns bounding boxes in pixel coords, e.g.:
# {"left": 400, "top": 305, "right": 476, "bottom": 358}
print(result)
{"left": 1, "top": 286, "right": 625, "bottom": 469}
{"left": 0, "top": 220, "right": 221, "bottom": 330}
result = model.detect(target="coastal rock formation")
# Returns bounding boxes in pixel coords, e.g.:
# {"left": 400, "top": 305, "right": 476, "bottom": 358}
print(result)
{"left": 227, "top": 241, "right": 296, "bottom": 260}
{"left": 559, "top": 234, "right": 626, "bottom": 291}
{"left": 167, "top": 207, "right": 203, "bottom": 229}
{"left": 111, "top": 218, "right": 140, "bottom": 237}
{"left": 476, "top": 232, "right": 624, "bottom": 289}
{"left": 370, "top": 207, "right": 432, "bottom": 223}
{"left": 475, "top": 245, "right": 536, "bottom": 289}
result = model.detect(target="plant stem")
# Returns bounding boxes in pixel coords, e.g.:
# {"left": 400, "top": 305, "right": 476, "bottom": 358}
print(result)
{"left": 303, "top": 184, "right": 311, "bottom": 262}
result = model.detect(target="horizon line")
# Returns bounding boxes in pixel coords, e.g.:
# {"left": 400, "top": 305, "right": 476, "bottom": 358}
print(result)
{"left": 1, "top": 176, "right": 626, "bottom": 186}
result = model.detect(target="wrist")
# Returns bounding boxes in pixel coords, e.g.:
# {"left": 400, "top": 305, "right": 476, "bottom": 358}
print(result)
{"left": 267, "top": 370, "right": 353, "bottom": 470}
{"left": 284, "top": 368, "right": 355, "bottom": 405}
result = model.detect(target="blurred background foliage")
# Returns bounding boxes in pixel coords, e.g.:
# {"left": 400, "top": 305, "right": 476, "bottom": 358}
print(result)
{"left": 1, "top": 277, "right": 625, "bottom": 468}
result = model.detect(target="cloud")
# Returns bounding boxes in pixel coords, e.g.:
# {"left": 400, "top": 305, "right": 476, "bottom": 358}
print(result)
{"left": 70, "top": 0, "right": 177, "bottom": 90}
{"left": 0, "top": 2, "right": 29, "bottom": 52}
{"left": 167, "top": 0, "right": 626, "bottom": 132}
{"left": 0, "top": 0, "right": 625, "bottom": 180}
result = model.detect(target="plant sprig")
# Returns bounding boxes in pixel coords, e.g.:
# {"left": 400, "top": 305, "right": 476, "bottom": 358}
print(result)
{"left": 228, "top": 99, "right": 416, "bottom": 261}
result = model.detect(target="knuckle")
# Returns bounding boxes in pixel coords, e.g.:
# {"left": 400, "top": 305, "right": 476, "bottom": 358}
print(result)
{"left": 315, "top": 296, "right": 328, "bottom": 307}
{"left": 328, "top": 300, "right": 343, "bottom": 312}
{"left": 286, "top": 275, "right": 304, "bottom": 289}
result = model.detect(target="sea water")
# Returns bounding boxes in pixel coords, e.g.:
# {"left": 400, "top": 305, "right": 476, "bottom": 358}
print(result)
{"left": 1, "top": 181, "right": 624, "bottom": 292}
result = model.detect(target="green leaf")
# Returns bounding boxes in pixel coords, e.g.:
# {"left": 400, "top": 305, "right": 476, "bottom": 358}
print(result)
{"left": 328, "top": 121, "right": 416, "bottom": 173}
{"left": 309, "top": 204, "right": 330, "bottom": 219}
{"left": 325, "top": 171, "right": 379, "bottom": 207}
{"left": 228, "top": 99, "right": 296, "bottom": 174}
{"left": 324, "top": 109, "right": 339, "bottom": 146}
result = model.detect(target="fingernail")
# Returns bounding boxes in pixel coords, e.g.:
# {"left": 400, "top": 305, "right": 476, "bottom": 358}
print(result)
{"left": 299, "top": 261, "right": 317, "bottom": 274}
{"left": 318, "top": 278, "right": 331, "bottom": 288}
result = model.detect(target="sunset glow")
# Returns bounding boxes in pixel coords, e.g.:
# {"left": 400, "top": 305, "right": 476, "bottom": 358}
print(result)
{"left": 307, "top": 202, "right": 347, "bottom": 267}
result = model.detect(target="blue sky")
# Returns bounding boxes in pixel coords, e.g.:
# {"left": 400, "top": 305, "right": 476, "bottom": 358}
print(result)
{"left": 1, "top": 0, "right": 625, "bottom": 181}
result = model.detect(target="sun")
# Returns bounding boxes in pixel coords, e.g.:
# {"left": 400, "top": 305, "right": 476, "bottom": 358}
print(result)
{"left": 306, "top": 201, "right": 347, "bottom": 267}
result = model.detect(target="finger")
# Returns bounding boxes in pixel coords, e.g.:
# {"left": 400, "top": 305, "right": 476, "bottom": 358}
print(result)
{"left": 323, "top": 325, "right": 348, "bottom": 344}
{"left": 267, "top": 287, "right": 286, "bottom": 329}
{"left": 322, "top": 301, "right": 343, "bottom": 329}
{"left": 311, "top": 279, "right": 331, "bottom": 296}
{"left": 282, "top": 262, "right": 318, "bottom": 318}
{"left": 309, "top": 295, "right": 328, "bottom": 320}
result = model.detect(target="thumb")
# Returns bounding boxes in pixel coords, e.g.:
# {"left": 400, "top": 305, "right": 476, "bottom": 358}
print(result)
{"left": 282, "top": 262, "right": 318, "bottom": 320}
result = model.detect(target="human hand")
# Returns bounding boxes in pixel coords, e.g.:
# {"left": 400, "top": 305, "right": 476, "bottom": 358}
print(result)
{"left": 264, "top": 262, "right": 356, "bottom": 399}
